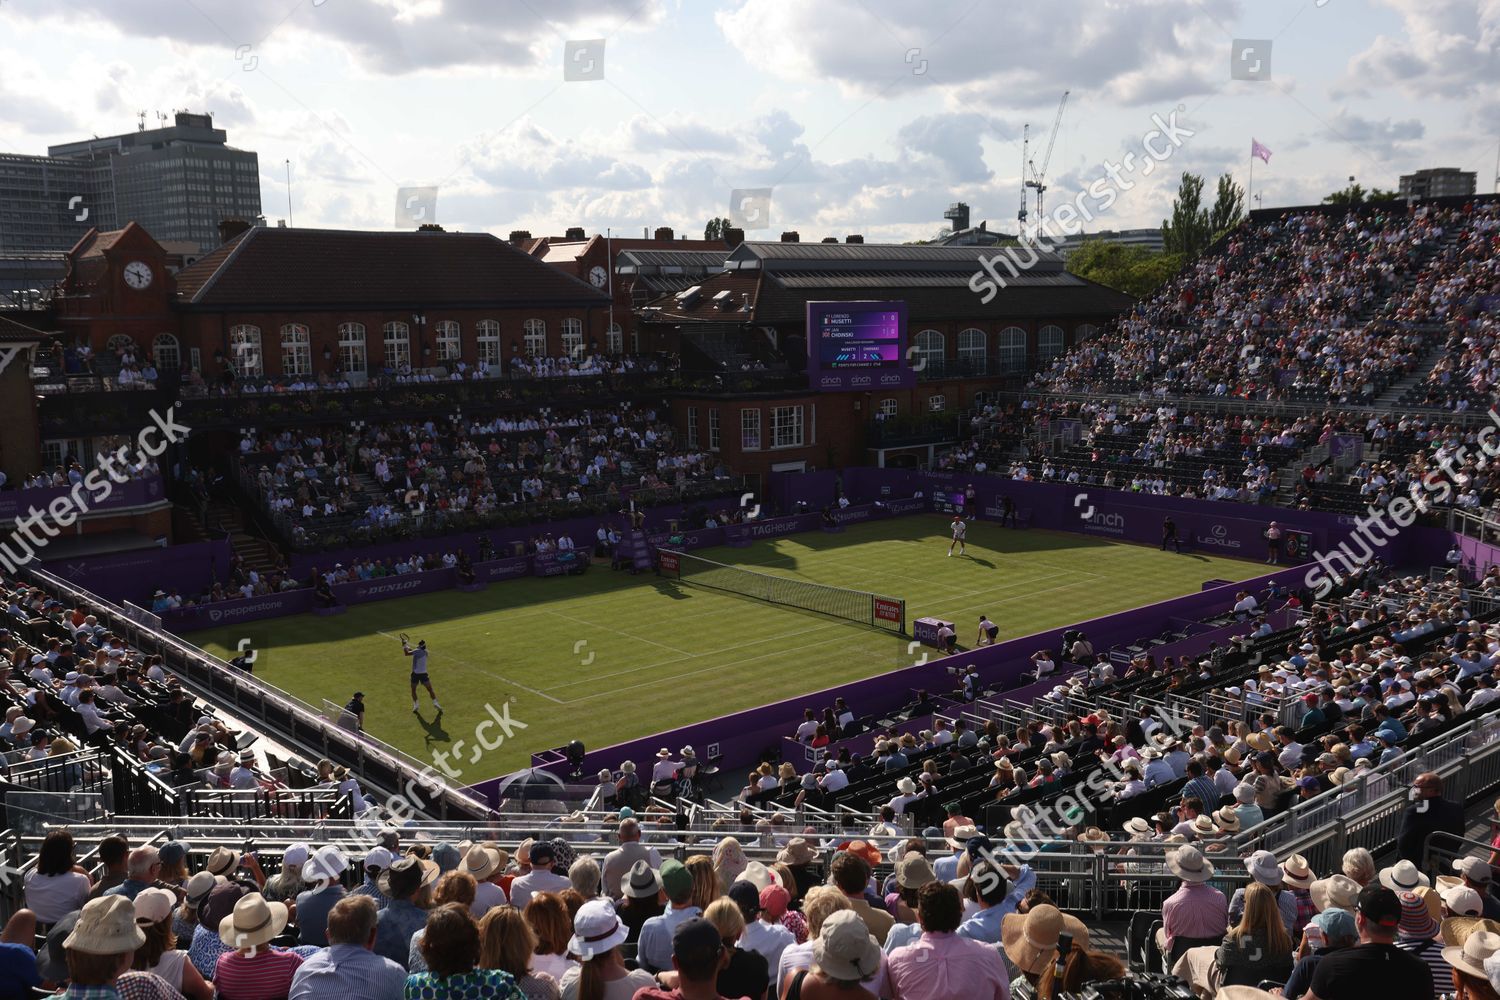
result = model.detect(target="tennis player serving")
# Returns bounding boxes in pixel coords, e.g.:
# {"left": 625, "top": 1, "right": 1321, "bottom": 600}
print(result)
{"left": 400, "top": 633, "right": 441, "bottom": 713}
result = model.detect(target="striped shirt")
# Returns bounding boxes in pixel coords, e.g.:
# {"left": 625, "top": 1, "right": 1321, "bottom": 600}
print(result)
{"left": 1397, "top": 936, "right": 1453, "bottom": 993}
{"left": 215, "top": 948, "right": 305, "bottom": 1000}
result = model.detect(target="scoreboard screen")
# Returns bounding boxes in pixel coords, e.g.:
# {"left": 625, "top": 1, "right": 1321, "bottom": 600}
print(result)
{"left": 807, "top": 300, "right": 914, "bottom": 392}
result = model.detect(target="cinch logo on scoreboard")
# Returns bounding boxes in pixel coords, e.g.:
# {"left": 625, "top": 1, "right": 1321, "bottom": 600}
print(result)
{"left": 874, "top": 598, "right": 903, "bottom": 623}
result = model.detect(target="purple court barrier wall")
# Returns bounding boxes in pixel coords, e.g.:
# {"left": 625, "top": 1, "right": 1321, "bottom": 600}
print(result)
{"left": 768, "top": 469, "right": 840, "bottom": 513}
{"left": 843, "top": 469, "right": 1354, "bottom": 556}
{"left": 40, "top": 538, "right": 233, "bottom": 606}
{"left": 284, "top": 495, "right": 741, "bottom": 579}
{"left": 491, "top": 563, "right": 1319, "bottom": 800}
{"left": 0, "top": 476, "right": 166, "bottom": 521}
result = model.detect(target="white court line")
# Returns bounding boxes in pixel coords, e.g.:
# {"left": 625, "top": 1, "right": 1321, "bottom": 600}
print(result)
{"left": 377, "top": 630, "right": 564, "bottom": 704}
{"left": 543, "top": 609, "right": 694, "bottom": 656}
{"left": 558, "top": 629, "right": 864, "bottom": 704}
{"left": 544, "top": 617, "right": 856, "bottom": 691}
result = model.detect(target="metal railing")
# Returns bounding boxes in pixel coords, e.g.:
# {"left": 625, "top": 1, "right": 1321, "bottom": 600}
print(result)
{"left": 25, "top": 567, "right": 494, "bottom": 824}
{"left": 1234, "top": 711, "right": 1500, "bottom": 875}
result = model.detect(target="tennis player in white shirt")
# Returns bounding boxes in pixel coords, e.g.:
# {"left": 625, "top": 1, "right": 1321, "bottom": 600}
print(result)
{"left": 947, "top": 515, "right": 967, "bottom": 557}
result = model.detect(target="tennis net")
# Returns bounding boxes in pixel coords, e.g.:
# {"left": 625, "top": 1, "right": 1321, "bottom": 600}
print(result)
{"left": 657, "top": 549, "right": 905, "bottom": 633}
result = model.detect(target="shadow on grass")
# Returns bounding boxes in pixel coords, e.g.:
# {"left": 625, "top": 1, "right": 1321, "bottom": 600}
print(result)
{"left": 416, "top": 710, "right": 450, "bottom": 746}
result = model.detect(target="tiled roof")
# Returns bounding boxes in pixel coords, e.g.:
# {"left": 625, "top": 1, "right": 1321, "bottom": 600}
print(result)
{"left": 172, "top": 228, "right": 610, "bottom": 310}
{"left": 644, "top": 241, "right": 1132, "bottom": 324}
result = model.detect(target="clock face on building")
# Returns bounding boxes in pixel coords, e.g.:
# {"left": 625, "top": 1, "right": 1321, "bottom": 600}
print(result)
{"left": 123, "top": 260, "right": 153, "bottom": 290}
{"left": 589, "top": 265, "right": 608, "bottom": 288}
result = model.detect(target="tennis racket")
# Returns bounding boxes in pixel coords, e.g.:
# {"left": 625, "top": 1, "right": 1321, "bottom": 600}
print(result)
{"left": 398, "top": 632, "right": 410, "bottom": 645}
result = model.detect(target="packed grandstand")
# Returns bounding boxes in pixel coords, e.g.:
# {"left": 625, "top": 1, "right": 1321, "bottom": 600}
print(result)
{"left": 0, "top": 191, "right": 1496, "bottom": 1000}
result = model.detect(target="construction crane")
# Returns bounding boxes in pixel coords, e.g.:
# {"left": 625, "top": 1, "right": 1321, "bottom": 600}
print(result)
{"left": 1025, "top": 90, "right": 1069, "bottom": 240}
{"left": 1017, "top": 123, "right": 1029, "bottom": 240}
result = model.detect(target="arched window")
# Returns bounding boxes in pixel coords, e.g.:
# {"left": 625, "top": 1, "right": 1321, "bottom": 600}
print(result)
{"left": 957, "top": 328, "right": 987, "bottom": 372}
{"left": 523, "top": 318, "right": 547, "bottom": 356}
{"left": 560, "top": 318, "right": 584, "bottom": 358}
{"left": 151, "top": 333, "right": 181, "bottom": 370}
{"left": 106, "top": 334, "right": 136, "bottom": 355}
{"left": 435, "top": 321, "right": 461, "bottom": 362}
{"left": 606, "top": 323, "right": 623, "bottom": 355}
{"left": 998, "top": 326, "right": 1028, "bottom": 373}
{"left": 1075, "top": 323, "right": 1099, "bottom": 342}
{"left": 280, "top": 324, "right": 311, "bottom": 377}
{"left": 230, "top": 325, "right": 263, "bottom": 377}
{"left": 337, "top": 322, "right": 367, "bottom": 375}
{"left": 1038, "top": 324, "right": 1065, "bottom": 360}
{"left": 476, "top": 320, "right": 501, "bottom": 367}
{"left": 912, "top": 329, "right": 944, "bottom": 374}
{"left": 383, "top": 321, "right": 411, "bottom": 370}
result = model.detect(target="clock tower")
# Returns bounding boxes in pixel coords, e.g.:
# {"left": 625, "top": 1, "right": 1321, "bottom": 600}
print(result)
{"left": 55, "top": 221, "right": 180, "bottom": 358}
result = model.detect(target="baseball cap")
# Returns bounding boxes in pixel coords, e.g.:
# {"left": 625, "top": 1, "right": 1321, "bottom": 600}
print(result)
{"left": 671, "top": 917, "right": 723, "bottom": 965}
{"left": 659, "top": 859, "right": 692, "bottom": 899}
{"left": 727, "top": 880, "right": 761, "bottom": 916}
{"left": 1358, "top": 884, "right": 1402, "bottom": 928}
{"left": 364, "top": 847, "right": 394, "bottom": 871}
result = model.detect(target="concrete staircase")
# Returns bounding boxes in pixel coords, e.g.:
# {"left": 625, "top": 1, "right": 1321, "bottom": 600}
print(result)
{"left": 197, "top": 500, "right": 281, "bottom": 575}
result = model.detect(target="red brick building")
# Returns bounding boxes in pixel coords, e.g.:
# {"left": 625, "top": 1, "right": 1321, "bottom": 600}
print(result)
{"left": 56, "top": 223, "right": 611, "bottom": 379}
{"left": 646, "top": 239, "right": 1134, "bottom": 479}
{"left": 517, "top": 228, "right": 728, "bottom": 354}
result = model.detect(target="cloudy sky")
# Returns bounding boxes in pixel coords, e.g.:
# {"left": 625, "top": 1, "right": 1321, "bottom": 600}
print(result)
{"left": 1, "top": 0, "right": 1494, "bottom": 243}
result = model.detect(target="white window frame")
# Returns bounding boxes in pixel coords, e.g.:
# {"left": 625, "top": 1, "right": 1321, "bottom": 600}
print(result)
{"left": 741, "top": 408, "right": 761, "bottom": 450}
{"left": 151, "top": 333, "right": 181, "bottom": 370}
{"left": 1038, "top": 324, "right": 1065, "bottom": 360}
{"left": 687, "top": 407, "right": 699, "bottom": 448}
{"left": 957, "top": 328, "right": 987, "bottom": 370}
{"left": 435, "top": 321, "right": 461, "bottom": 362}
{"left": 928, "top": 394, "right": 946, "bottom": 412}
{"left": 878, "top": 398, "right": 898, "bottom": 418}
{"left": 606, "top": 323, "right": 624, "bottom": 355}
{"left": 771, "top": 405, "right": 804, "bottom": 449}
{"left": 913, "top": 329, "right": 944, "bottom": 373}
{"left": 708, "top": 409, "right": 720, "bottom": 451}
{"left": 337, "top": 322, "right": 367, "bottom": 375}
{"left": 1075, "top": 323, "right": 1099, "bottom": 342}
{"left": 560, "top": 318, "right": 584, "bottom": 358}
{"left": 226, "top": 326, "right": 262, "bottom": 377}
{"left": 998, "top": 326, "right": 1028, "bottom": 373}
{"left": 280, "top": 324, "right": 311, "bottom": 377}
{"left": 523, "top": 318, "right": 546, "bottom": 356}
{"left": 476, "top": 320, "right": 501, "bottom": 367}
{"left": 383, "top": 321, "right": 411, "bottom": 370}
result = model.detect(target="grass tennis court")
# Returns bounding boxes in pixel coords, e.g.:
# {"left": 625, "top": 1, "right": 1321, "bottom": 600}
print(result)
{"left": 190, "top": 516, "right": 1266, "bottom": 783}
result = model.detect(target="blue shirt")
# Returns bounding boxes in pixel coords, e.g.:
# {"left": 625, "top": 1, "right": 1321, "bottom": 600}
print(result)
{"left": 957, "top": 864, "right": 1036, "bottom": 945}
{"left": 636, "top": 903, "right": 703, "bottom": 973}
{"left": 289, "top": 943, "right": 407, "bottom": 1000}
{"left": 102, "top": 878, "right": 152, "bottom": 901}
{"left": 375, "top": 900, "right": 430, "bottom": 970}
{"left": 295, "top": 885, "right": 346, "bottom": 947}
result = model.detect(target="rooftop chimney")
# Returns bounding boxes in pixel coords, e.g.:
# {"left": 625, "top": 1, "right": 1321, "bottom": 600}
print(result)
{"left": 565, "top": 226, "right": 587, "bottom": 241}
{"left": 780, "top": 231, "right": 800, "bottom": 243}
{"left": 821, "top": 237, "right": 838, "bottom": 243}
{"left": 654, "top": 226, "right": 673, "bottom": 241}
{"left": 508, "top": 230, "right": 532, "bottom": 246}
{"left": 845, "top": 234, "right": 864, "bottom": 244}
{"left": 723, "top": 227, "right": 745, "bottom": 248}
{"left": 417, "top": 223, "right": 445, "bottom": 233}
{"left": 218, "top": 218, "right": 251, "bottom": 246}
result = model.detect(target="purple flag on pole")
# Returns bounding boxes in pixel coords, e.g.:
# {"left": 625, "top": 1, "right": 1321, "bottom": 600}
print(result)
{"left": 1251, "top": 139, "right": 1272, "bottom": 164}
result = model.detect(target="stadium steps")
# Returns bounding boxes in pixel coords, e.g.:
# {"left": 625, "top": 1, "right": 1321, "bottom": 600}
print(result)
{"left": 1370, "top": 342, "right": 1453, "bottom": 407}
{"left": 204, "top": 501, "right": 282, "bottom": 574}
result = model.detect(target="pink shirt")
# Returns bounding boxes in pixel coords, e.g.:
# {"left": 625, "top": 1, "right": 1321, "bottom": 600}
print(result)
{"left": 1161, "top": 881, "right": 1228, "bottom": 950}
{"left": 887, "top": 931, "right": 1008, "bottom": 1000}
{"left": 215, "top": 947, "right": 304, "bottom": 1000}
